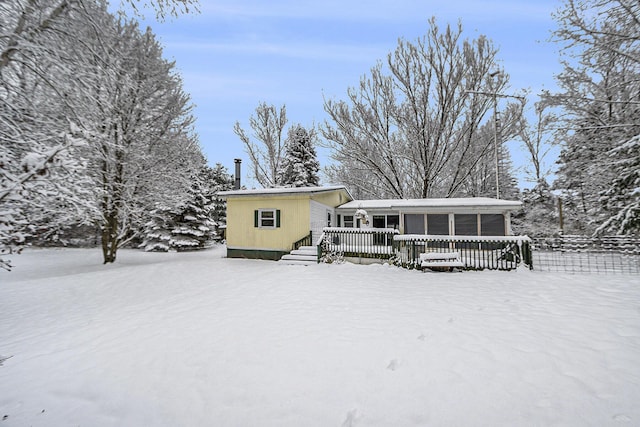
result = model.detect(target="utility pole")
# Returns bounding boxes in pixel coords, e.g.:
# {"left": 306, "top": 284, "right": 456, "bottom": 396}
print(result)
{"left": 466, "top": 73, "right": 524, "bottom": 199}
{"left": 492, "top": 92, "right": 500, "bottom": 199}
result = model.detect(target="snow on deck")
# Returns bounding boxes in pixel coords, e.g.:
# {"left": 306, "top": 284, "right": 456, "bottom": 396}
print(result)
{"left": 1, "top": 247, "right": 639, "bottom": 426}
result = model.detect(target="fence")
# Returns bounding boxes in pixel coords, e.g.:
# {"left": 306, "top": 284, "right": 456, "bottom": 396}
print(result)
{"left": 318, "top": 228, "right": 532, "bottom": 270}
{"left": 394, "top": 234, "right": 532, "bottom": 271}
{"left": 320, "top": 227, "right": 399, "bottom": 259}
{"left": 531, "top": 235, "right": 640, "bottom": 274}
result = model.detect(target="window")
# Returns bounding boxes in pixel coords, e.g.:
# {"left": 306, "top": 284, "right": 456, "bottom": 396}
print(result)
{"left": 427, "top": 214, "right": 449, "bottom": 235}
{"left": 327, "top": 212, "right": 332, "bottom": 227}
{"left": 371, "top": 214, "right": 400, "bottom": 229}
{"left": 454, "top": 214, "right": 478, "bottom": 235}
{"left": 481, "top": 214, "right": 505, "bottom": 236}
{"left": 404, "top": 214, "right": 425, "bottom": 234}
{"left": 343, "top": 215, "right": 354, "bottom": 228}
{"left": 254, "top": 209, "right": 280, "bottom": 229}
{"left": 387, "top": 215, "right": 400, "bottom": 230}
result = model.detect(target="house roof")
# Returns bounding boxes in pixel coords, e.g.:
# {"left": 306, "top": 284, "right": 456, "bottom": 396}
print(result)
{"left": 337, "top": 197, "right": 522, "bottom": 210}
{"left": 218, "top": 185, "right": 354, "bottom": 200}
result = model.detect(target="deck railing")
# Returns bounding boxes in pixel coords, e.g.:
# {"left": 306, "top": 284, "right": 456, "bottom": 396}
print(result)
{"left": 394, "top": 234, "right": 533, "bottom": 271}
{"left": 292, "top": 231, "right": 313, "bottom": 251}
{"left": 318, "top": 228, "right": 532, "bottom": 270}
{"left": 320, "top": 227, "right": 399, "bottom": 259}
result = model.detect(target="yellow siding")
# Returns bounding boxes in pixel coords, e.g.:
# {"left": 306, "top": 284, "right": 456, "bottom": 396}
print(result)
{"left": 226, "top": 196, "right": 312, "bottom": 251}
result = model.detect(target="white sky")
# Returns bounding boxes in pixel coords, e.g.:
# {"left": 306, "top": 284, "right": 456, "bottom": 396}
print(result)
{"left": 123, "top": 0, "right": 565, "bottom": 189}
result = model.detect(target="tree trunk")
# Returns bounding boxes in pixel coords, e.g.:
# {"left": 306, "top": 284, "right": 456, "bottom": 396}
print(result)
{"left": 101, "top": 211, "right": 118, "bottom": 264}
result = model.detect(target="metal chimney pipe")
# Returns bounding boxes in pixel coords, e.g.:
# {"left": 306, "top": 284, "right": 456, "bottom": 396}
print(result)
{"left": 234, "top": 158, "right": 241, "bottom": 190}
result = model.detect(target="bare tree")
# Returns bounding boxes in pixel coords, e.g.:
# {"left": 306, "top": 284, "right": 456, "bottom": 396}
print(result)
{"left": 123, "top": 0, "right": 199, "bottom": 20}
{"left": 234, "top": 103, "right": 288, "bottom": 188}
{"left": 514, "top": 100, "right": 558, "bottom": 185}
{"left": 322, "top": 18, "right": 512, "bottom": 199}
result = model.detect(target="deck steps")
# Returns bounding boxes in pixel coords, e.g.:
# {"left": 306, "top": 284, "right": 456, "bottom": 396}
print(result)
{"left": 279, "top": 246, "right": 318, "bottom": 265}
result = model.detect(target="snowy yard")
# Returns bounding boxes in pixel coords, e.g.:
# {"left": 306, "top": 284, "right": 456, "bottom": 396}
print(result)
{"left": 1, "top": 246, "right": 639, "bottom": 427}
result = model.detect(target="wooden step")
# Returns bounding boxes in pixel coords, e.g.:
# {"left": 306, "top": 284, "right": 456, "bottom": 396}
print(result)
{"left": 280, "top": 254, "right": 318, "bottom": 262}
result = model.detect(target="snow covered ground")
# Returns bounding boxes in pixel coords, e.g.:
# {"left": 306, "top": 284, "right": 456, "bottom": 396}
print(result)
{"left": 1, "top": 246, "right": 639, "bottom": 426}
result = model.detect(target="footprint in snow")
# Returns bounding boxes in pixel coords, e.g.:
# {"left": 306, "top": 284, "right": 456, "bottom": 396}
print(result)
{"left": 0, "top": 355, "right": 12, "bottom": 366}
{"left": 342, "top": 408, "right": 360, "bottom": 427}
{"left": 387, "top": 359, "right": 399, "bottom": 371}
{"left": 417, "top": 333, "right": 427, "bottom": 341}
{"left": 613, "top": 414, "right": 631, "bottom": 422}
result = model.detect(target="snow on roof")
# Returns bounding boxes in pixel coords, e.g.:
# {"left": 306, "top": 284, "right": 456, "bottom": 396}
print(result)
{"left": 338, "top": 197, "right": 522, "bottom": 210}
{"left": 218, "top": 185, "right": 353, "bottom": 199}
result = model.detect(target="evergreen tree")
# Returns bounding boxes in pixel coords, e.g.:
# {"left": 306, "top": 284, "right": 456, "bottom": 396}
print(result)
{"left": 139, "top": 169, "right": 216, "bottom": 252}
{"left": 169, "top": 174, "right": 216, "bottom": 251}
{"left": 513, "top": 180, "right": 559, "bottom": 237}
{"left": 139, "top": 205, "right": 176, "bottom": 252}
{"left": 203, "top": 164, "right": 234, "bottom": 230}
{"left": 598, "top": 135, "right": 640, "bottom": 234}
{"left": 276, "top": 125, "right": 320, "bottom": 187}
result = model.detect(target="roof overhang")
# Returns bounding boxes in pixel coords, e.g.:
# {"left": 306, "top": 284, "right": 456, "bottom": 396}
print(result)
{"left": 218, "top": 185, "right": 354, "bottom": 201}
{"left": 337, "top": 197, "right": 522, "bottom": 213}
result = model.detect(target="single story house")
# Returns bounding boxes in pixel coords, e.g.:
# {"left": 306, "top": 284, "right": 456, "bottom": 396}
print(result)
{"left": 219, "top": 185, "right": 523, "bottom": 261}
{"left": 219, "top": 186, "right": 353, "bottom": 260}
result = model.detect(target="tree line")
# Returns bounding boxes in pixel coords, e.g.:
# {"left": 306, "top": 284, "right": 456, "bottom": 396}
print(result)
{"left": 237, "top": 0, "right": 639, "bottom": 237}
{"left": 2, "top": 0, "right": 637, "bottom": 270}
{"left": 0, "top": 0, "right": 235, "bottom": 269}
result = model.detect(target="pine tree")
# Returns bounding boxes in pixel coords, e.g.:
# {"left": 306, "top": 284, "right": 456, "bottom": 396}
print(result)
{"left": 203, "top": 164, "right": 234, "bottom": 231}
{"left": 139, "top": 205, "right": 177, "bottom": 252}
{"left": 277, "top": 125, "right": 320, "bottom": 187}
{"left": 598, "top": 135, "right": 640, "bottom": 234}
{"left": 169, "top": 175, "right": 216, "bottom": 251}
{"left": 139, "top": 170, "right": 216, "bottom": 252}
{"left": 513, "top": 180, "right": 559, "bottom": 237}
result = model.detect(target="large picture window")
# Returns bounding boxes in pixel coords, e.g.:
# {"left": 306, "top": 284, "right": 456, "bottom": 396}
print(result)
{"left": 254, "top": 209, "right": 280, "bottom": 229}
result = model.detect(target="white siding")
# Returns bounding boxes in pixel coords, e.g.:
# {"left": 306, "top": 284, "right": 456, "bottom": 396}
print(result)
{"left": 310, "top": 200, "right": 333, "bottom": 244}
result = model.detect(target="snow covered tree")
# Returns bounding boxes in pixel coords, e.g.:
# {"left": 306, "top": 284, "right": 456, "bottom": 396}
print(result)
{"left": 549, "top": 0, "right": 640, "bottom": 235}
{"left": 85, "top": 17, "right": 204, "bottom": 263}
{"left": 0, "top": 0, "right": 205, "bottom": 269}
{"left": 169, "top": 173, "right": 216, "bottom": 251}
{"left": 140, "top": 167, "right": 217, "bottom": 251}
{"left": 597, "top": 136, "right": 640, "bottom": 234}
{"left": 138, "top": 205, "right": 177, "bottom": 252}
{"left": 0, "top": 0, "right": 98, "bottom": 269}
{"left": 322, "top": 18, "right": 514, "bottom": 198}
{"left": 234, "top": 103, "right": 288, "bottom": 188}
{"left": 203, "top": 163, "right": 234, "bottom": 229}
{"left": 514, "top": 100, "right": 559, "bottom": 185}
{"left": 513, "top": 180, "right": 559, "bottom": 238}
{"left": 276, "top": 125, "right": 320, "bottom": 187}
{"left": 124, "top": 0, "right": 199, "bottom": 19}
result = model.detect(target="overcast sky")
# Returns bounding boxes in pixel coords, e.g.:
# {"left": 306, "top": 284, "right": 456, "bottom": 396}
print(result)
{"left": 125, "top": 0, "right": 565, "bottom": 189}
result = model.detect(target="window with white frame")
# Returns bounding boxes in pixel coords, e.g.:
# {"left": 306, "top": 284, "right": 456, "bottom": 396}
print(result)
{"left": 255, "top": 209, "right": 280, "bottom": 229}
{"left": 343, "top": 215, "right": 354, "bottom": 228}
